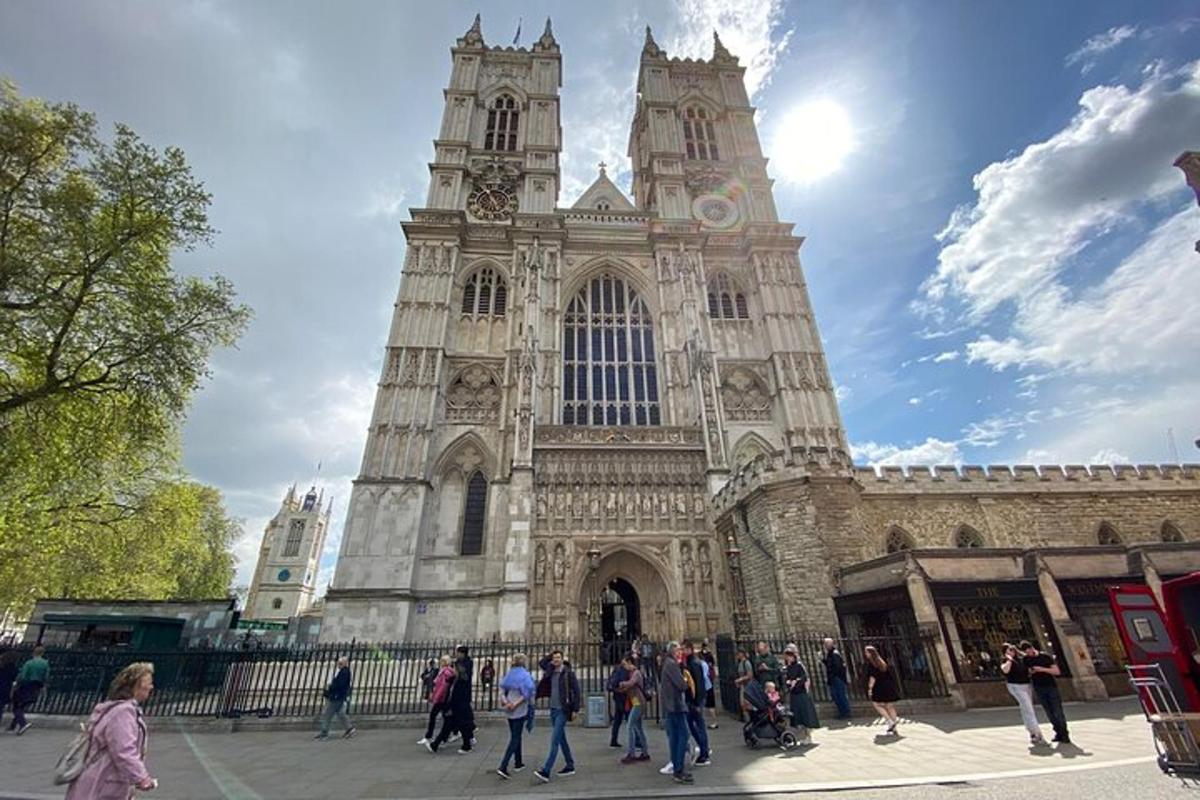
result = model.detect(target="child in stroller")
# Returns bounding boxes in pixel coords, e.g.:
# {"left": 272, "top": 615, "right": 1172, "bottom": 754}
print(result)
{"left": 741, "top": 679, "right": 799, "bottom": 750}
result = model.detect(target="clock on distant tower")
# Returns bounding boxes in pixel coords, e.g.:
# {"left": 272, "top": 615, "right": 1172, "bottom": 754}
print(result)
{"left": 468, "top": 185, "right": 517, "bottom": 221}
{"left": 277, "top": 568, "right": 291, "bottom": 582}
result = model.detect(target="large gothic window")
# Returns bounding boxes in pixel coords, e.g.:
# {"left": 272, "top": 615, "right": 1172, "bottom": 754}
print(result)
{"left": 707, "top": 273, "right": 749, "bottom": 320}
{"left": 283, "top": 519, "right": 304, "bottom": 557}
{"left": 885, "top": 527, "right": 915, "bottom": 554}
{"left": 460, "top": 471, "right": 487, "bottom": 556}
{"left": 485, "top": 94, "right": 519, "bottom": 152}
{"left": 562, "top": 275, "right": 661, "bottom": 426}
{"left": 462, "top": 268, "right": 507, "bottom": 316}
{"left": 682, "top": 106, "right": 718, "bottom": 161}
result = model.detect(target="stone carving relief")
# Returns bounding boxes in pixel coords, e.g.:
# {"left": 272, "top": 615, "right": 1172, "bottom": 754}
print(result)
{"left": 720, "top": 367, "right": 772, "bottom": 421}
{"left": 552, "top": 543, "right": 566, "bottom": 584}
{"left": 534, "top": 543, "right": 547, "bottom": 584}
{"left": 444, "top": 365, "right": 501, "bottom": 423}
{"left": 698, "top": 541, "right": 712, "bottom": 582}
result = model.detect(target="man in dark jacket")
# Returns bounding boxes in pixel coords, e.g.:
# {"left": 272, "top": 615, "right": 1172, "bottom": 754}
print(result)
{"left": 428, "top": 654, "right": 476, "bottom": 753}
{"left": 821, "top": 638, "right": 852, "bottom": 720}
{"left": 314, "top": 656, "right": 356, "bottom": 739}
{"left": 606, "top": 660, "right": 628, "bottom": 748}
{"left": 533, "top": 650, "right": 581, "bottom": 782}
{"left": 660, "top": 642, "right": 694, "bottom": 784}
{"left": 682, "top": 641, "right": 711, "bottom": 766}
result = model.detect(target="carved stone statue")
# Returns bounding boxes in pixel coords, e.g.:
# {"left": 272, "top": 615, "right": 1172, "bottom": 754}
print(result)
{"left": 534, "top": 544, "right": 547, "bottom": 584}
{"left": 553, "top": 543, "right": 566, "bottom": 583}
{"left": 698, "top": 542, "right": 712, "bottom": 581}
{"left": 681, "top": 543, "right": 695, "bottom": 583}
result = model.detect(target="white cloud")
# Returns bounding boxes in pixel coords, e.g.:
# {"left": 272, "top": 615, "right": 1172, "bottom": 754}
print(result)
{"left": 1090, "top": 448, "right": 1131, "bottom": 464}
{"left": 834, "top": 383, "right": 852, "bottom": 401}
{"left": 1065, "top": 24, "right": 1138, "bottom": 74}
{"left": 852, "top": 437, "right": 963, "bottom": 467}
{"left": 907, "top": 396, "right": 921, "bottom": 406}
{"left": 924, "top": 61, "right": 1200, "bottom": 377}
{"left": 667, "top": 0, "right": 793, "bottom": 98}
{"left": 932, "top": 350, "right": 959, "bottom": 363}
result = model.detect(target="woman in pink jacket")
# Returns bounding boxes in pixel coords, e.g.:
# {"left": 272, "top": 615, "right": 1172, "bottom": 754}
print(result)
{"left": 417, "top": 655, "right": 455, "bottom": 746}
{"left": 66, "top": 662, "right": 157, "bottom": 800}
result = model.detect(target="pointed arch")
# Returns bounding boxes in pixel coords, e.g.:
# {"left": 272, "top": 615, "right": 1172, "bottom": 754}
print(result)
{"left": 707, "top": 272, "right": 750, "bottom": 320}
{"left": 483, "top": 92, "right": 521, "bottom": 152}
{"left": 953, "top": 524, "right": 985, "bottom": 549}
{"left": 1161, "top": 520, "right": 1185, "bottom": 543}
{"left": 731, "top": 431, "right": 774, "bottom": 470}
{"left": 430, "top": 430, "right": 497, "bottom": 483}
{"left": 460, "top": 263, "right": 508, "bottom": 317}
{"left": 884, "top": 526, "right": 915, "bottom": 554}
{"left": 1097, "top": 522, "right": 1122, "bottom": 546}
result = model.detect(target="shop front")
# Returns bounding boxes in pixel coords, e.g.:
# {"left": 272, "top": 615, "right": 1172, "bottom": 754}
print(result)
{"left": 834, "top": 584, "right": 918, "bottom": 638}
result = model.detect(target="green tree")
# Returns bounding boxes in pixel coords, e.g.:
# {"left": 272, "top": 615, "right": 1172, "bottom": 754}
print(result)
{"left": 0, "top": 80, "right": 249, "bottom": 620}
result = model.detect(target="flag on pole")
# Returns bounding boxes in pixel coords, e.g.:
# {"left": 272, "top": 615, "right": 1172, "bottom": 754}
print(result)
{"left": 513, "top": 17, "right": 522, "bottom": 46}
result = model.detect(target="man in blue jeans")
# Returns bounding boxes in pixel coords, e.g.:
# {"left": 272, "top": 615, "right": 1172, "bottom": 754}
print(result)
{"left": 822, "top": 638, "right": 852, "bottom": 720}
{"left": 683, "top": 641, "right": 712, "bottom": 766}
{"left": 533, "top": 650, "right": 581, "bottom": 783}
{"left": 659, "top": 641, "right": 694, "bottom": 784}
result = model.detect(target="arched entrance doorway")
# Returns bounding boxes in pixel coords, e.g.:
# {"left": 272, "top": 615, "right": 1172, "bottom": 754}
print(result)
{"left": 601, "top": 578, "right": 640, "bottom": 643}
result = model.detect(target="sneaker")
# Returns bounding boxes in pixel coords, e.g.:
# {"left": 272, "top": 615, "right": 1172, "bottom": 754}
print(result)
{"left": 659, "top": 762, "right": 675, "bottom": 775}
{"left": 424, "top": 740, "right": 435, "bottom": 754}
{"left": 637, "top": 753, "right": 652, "bottom": 761}
{"left": 673, "top": 773, "right": 695, "bottom": 784}
{"left": 558, "top": 766, "right": 576, "bottom": 776}
{"left": 417, "top": 737, "right": 430, "bottom": 745}
{"left": 313, "top": 733, "right": 328, "bottom": 740}
{"left": 1057, "top": 737, "right": 1071, "bottom": 745}
{"left": 343, "top": 728, "right": 356, "bottom": 739}
{"left": 620, "top": 755, "right": 639, "bottom": 765}
{"left": 497, "top": 768, "right": 510, "bottom": 779}
{"left": 694, "top": 756, "right": 711, "bottom": 767}
{"left": 512, "top": 763, "right": 525, "bottom": 772}
{"left": 534, "top": 769, "right": 551, "bottom": 783}
{"left": 457, "top": 747, "right": 471, "bottom": 754}
{"left": 708, "top": 723, "right": 719, "bottom": 729}
{"left": 448, "top": 732, "right": 461, "bottom": 743}
{"left": 609, "top": 741, "right": 623, "bottom": 748}
{"left": 470, "top": 737, "right": 477, "bottom": 746}
{"left": 15, "top": 723, "right": 30, "bottom": 736}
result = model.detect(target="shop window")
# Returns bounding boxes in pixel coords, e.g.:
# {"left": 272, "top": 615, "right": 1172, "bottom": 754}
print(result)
{"left": 1162, "top": 521, "right": 1184, "bottom": 543}
{"left": 946, "top": 604, "right": 1049, "bottom": 681}
{"left": 885, "top": 527, "right": 915, "bottom": 554}
{"left": 954, "top": 526, "right": 985, "bottom": 549}
{"left": 1097, "top": 522, "right": 1122, "bottom": 545}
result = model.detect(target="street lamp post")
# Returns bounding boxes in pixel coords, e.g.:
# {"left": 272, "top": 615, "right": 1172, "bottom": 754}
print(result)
{"left": 586, "top": 538, "right": 602, "bottom": 642}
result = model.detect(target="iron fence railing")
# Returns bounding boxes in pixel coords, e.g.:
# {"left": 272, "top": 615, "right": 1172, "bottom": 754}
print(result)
{"left": 3, "top": 630, "right": 946, "bottom": 719}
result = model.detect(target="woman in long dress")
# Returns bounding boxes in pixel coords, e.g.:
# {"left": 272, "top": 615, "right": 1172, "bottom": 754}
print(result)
{"left": 864, "top": 645, "right": 901, "bottom": 735}
{"left": 782, "top": 644, "right": 821, "bottom": 744}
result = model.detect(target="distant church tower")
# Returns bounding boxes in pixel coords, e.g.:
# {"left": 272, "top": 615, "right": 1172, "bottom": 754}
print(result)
{"left": 245, "top": 485, "right": 331, "bottom": 621}
{"left": 321, "top": 17, "right": 846, "bottom": 643}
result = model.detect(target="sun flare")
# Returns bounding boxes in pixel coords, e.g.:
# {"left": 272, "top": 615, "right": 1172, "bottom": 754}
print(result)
{"left": 771, "top": 99, "right": 855, "bottom": 184}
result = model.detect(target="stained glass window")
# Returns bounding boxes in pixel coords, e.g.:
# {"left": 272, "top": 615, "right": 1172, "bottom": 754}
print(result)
{"left": 461, "top": 471, "right": 487, "bottom": 556}
{"left": 562, "top": 275, "right": 660, "bottom": 426}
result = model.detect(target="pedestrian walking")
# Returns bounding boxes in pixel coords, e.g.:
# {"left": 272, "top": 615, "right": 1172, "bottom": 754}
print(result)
{"left": 864, "top": 645, "right": 901, "bottom": 735}
{"left": 314, "top": 656, "right": 356, "bottom": 740}
{"left": 419, "top": 659, "right": 438, "bottom": 700}
{"left": 752, "top": 641, "right": 782, "bottom": 687}
{"left": 617, "top": 654, "right": 651, "bottom": 764}
{"left": 658, "top": 641, "right": 694, "bottom": 784}
{"left": 700, "top": 640, "right": 719, "bottom": 729}
{"left": 606, "top": 658, "right": 628, "bottom": 748}
{"left": 533, "top": 649, "right": 581, "bottom": 782}
{"left": 64, "top": 662, "right": 157, "bottom": 799}
{"left": 0, "top": 649, "right": 19, "bottom": 728}
{"left": 496, "top": 653, "right": 534, "bottom": 779}
{"left": 419, "top": 655, "right": 454, "bottom": 745}
{"left": 428, "top": 653, "right": 476, "bottom": 753}
{"left": 1001, "top": 642, "right": 1045, "bottom": 745}
{"left": 1022, "top": 641, "right": 1070, "bottom": 744}
{"left": 783, "top": 643, "right": 821, "bottom": 744}
{"left": 682, "top": 641, "right": 712, "bottom": 766}
{"left": 481, "top": 659, "right": 496, "bottom": 711}
{"left": 821, "top": 638, "right": 852, "bottom": 720}
{"left": 734, "top": 648, "right": 754, "bottom": 722}
{"left": 9, "top": 644, "right": 49, "bottom": 735}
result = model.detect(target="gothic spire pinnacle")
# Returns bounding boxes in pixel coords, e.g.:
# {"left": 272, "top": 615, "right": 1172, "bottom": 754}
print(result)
{"left": 460, "top": 12, "right": 485, "bottom": 47}
{"left": 643, "top": 25, "right": 664, "bottom": 58}
{"left": 712, "top": 30, "right": 737, "bottom": 64}
{"left": 534, "top": 15, "right": 558, "bottom": 51}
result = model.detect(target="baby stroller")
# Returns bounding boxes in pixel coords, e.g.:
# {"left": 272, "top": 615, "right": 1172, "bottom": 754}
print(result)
{"left": 742, "top": 679, "right": 798, "bottom": 750}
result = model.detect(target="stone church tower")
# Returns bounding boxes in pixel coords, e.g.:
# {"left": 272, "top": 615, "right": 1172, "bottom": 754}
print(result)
{"left": 320, "top": 18, "right": 845, "bottom": 642}
{"left": 246, "top": 485, "right": 331, "bottom": 621}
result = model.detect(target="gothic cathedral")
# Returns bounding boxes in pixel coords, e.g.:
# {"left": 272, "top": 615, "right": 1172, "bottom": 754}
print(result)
{"left": 320, "top": 17, "right": 846, "bottom": 643}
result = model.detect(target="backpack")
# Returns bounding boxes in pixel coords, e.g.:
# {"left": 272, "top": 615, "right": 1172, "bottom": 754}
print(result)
{"left": 681, "top": 664, "right": 697, "bottom": 703}
{"left": 53, "top": 703, "right": 119, "bottom": 785}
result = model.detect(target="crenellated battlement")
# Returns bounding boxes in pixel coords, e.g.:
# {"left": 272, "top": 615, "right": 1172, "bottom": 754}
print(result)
{"left": 855, "top": 462, "right": 1200, "bottom": 490}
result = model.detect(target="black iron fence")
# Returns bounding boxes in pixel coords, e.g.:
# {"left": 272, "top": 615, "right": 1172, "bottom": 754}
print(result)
{"left": 714, "top": 632, "right": 950, "bottom": 714}
{"left": 4, "top": 630, "right": 946, "bottom": 720}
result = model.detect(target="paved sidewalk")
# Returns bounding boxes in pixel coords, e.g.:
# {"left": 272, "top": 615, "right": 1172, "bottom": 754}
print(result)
{"left": 0, "top": 698, "right": 1158, "bottom": 799}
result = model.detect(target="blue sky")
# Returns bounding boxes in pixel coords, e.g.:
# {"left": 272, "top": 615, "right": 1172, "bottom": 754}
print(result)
{"left": 2, "top": 1, "right": 1198, "bottom": 591}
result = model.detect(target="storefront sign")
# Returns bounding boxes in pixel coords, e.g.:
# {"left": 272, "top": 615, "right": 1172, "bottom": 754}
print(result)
{"left": 930, "top": 581, "right": 1041, "bottom": 604}
{"left": 834, "top": 585, "right": 912, "bottom": 615}
{"left": 1056, "top": 578, "right": 1136, "bottom": 602}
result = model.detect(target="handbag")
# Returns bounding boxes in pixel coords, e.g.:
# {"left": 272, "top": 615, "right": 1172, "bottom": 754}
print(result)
{"left": 53, "top": 702, "right": 121, "bottom": 785}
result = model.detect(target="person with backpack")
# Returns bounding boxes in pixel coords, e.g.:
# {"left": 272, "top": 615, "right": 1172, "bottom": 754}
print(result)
{"left": 427, "top": 653, "right": 476, "bottom": 753}
{"left": 658, "top": 641, "right": 693, "bottom": 784}
{"left": 682, "top": 641, "right": 712, "bottom": 766}
{"left": 617, "top": 654, "right": 650, "bottom": 764}
{"left": 314, "top": 656, "right": 356, "bottom": 740}
{"left": 62, "top": 661, "right": 157, "bottom": 799}
{"left": 606, "top": 658, "right": 628, "bottom": 748}
{"left": 533, "top": 649, "right": 581, "bottom": 782}
{"left": 699, "top": 640, "right": 719, "bottom": 729}
{"left": 9, "top": 644, "right": 49, "bottom": 735}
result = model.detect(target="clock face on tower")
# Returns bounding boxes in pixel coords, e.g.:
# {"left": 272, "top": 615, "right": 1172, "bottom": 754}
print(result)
{"left": 277, "top": 568, "right": 291, "bottom": 582}
{"left": 467, "top": 186, "right": 517, "bottom": 221}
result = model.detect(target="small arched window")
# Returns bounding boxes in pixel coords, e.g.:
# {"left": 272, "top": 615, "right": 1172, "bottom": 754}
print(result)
{"left": 1097, "top": 522, "right": 1122, "bottom": 545}
{"left": 885, "top": 527, "right": 915, "bottom": 554}
{"left": 485, "top": 94, "right": 519, "bottom": 152}
{"left": 460, "top": 470, "right": 488, "bottom": 556}
{"left": 462, "top": 268, "right": 507, "bottom": 317}
{"left": 595, "top": 197, "right": 612, "bottom": 211}
{"left": 682, "top": 106, "right": 718, "bottom": 161}
{"left": 707, "top": 273, "right": 749, "bottom": 320}
{"left": 954, "top": 525, "right": 985, "bottom": 549}
{"left": 272, "top": 598, "right": 283, "bottom": 610}
{"left": 1162, "top": 521, "right": 1184, "bottom": 543}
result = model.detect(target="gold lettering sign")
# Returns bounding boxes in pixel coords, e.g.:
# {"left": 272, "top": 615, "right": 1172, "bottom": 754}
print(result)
{"left": 976, "top": 586, "right": 1000, "bottom": 599}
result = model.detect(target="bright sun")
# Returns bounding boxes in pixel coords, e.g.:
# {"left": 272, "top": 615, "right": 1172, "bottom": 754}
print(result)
{"left": 771, "top": 99, "right": 855, "bottom": 184}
